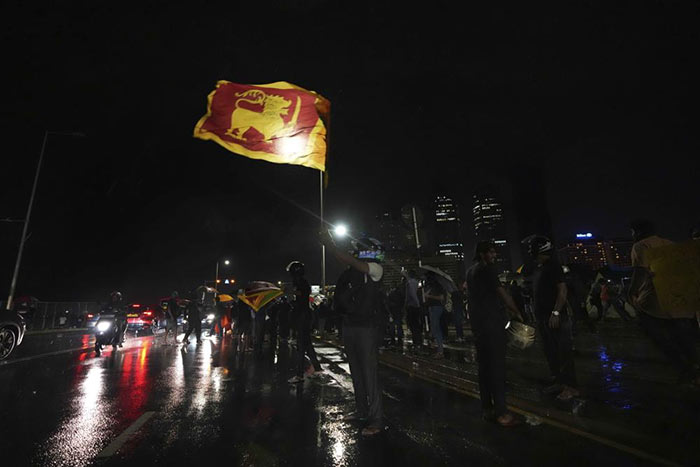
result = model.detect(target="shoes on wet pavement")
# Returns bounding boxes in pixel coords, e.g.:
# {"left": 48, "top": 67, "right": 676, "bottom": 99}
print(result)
{"left": 496, "top": 413, "right": 521, "bottom": 427}
{"left": 542, "top": 383, "right": 563, "bottom": 395}
{"left": 361, "top": 425, "right": 383, "bottom": 437}
{"left": 556, "top": 386, "right": 580, "bottom": 401}
{"left": 344, "top": 412, "right": 368, "bottom": 423}
{"left": 288, "top": 375, "right": 304, "bottom": 384}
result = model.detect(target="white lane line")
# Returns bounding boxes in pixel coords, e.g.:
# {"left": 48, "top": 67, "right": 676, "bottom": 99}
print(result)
{"left": 0, "top": 346, "right": 92, "bottom": 366}
{"left": 97, "top": 411, "right": 155, "bottom": 458}
{"left": 0, "top": 335, "right": 158, "bottom": 367}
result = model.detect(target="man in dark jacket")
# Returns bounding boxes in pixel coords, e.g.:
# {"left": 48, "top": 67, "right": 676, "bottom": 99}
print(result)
{"left": 321, "top": 231, "right": 386, "bottom": 437}
{"left": 468, "top": 242, "right": 523, "bottom": 427}
{"left": 182, "top": 290, "right": 203, "bottom": 345}
{"left": 287, "top": 261, "right": 323, "bottom": 384}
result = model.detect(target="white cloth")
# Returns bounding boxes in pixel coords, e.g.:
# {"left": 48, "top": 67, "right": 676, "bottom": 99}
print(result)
{"left": 368, "top": 262, "right": 383, "bottom": 282}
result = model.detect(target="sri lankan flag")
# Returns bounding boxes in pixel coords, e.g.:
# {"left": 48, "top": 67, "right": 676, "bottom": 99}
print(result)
{"left": 194, "top": 81, "right": 330, "bottom": 172}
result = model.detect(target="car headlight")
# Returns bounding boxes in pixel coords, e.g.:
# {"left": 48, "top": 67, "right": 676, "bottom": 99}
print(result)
{"left": 97, "top": 321, "right": 112, "bottom": 332}
{"left": 207, "top": 314, "right": 215, "bottom": 320}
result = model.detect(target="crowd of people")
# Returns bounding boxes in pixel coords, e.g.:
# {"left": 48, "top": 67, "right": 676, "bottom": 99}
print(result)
{"left": 122, "top": 218, "right": 698, "bottom": 437}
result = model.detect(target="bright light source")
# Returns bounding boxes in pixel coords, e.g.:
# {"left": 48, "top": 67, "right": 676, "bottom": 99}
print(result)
{"left": 97, "top": 321, "right": 111, "bottom": 332}
{"left": 278, "top": 135, "right": 306, "bottom": 159}
{"left": 224, "top": 279, "right": 229, "bottom": 284}
{"left": 216, "top": 279, "right": 221, "bottom": 283}
{"left": 207, "top": 314, "right": 215, "bottom": 320}
{"left": 224, "top": 260, "right": 230, "bottom": 265}
{"left": 334, "top": 224, "right": 348, "bottom": 237}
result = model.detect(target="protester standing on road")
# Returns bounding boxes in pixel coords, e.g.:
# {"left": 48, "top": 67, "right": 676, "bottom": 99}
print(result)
{"left": 467, "top": 241, "right": 523, "bottom": 427}
{"left": 452, "top": 279, "right": 467, "bottom": 344}
{"left": 321, "top": 231, "right": 385, "bottom": 437}
{"left": 627, "top": 219, "right": 700, "bottom": 387}
{"left": 525, "top": 235, "right": 579, "bottom": 401}
{"left": 286, "top": 261, "right": 323, "bottom": 384}
{"left": 182, "top": 290, "right": 202, "bottom": 345}
{"left": 163, "top": 291, "right": 179, "bottom": 343}
{"left": 402, "top": 269, "right": 423, "bottom": 352}
{"left": 386, "top": 286, "right": 404, "bottom": 347}
{"left": 424, "top": 271, "right": 446, "bottom": 359}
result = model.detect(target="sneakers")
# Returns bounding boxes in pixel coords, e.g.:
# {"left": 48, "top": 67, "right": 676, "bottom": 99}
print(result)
{"left": 361, "top": 425, "right": 383, "bottom": 437}
{"left": 543, "top": 383, "right": 563, "bottom": 395}
{"left": 556, "top": 386, "right": 580, "bottom": 401}
{"left": 496, "top": 413, "right": 521, "bottom": 427}
{"left": 288, "top": 375, "right": 304, "bottom": 384}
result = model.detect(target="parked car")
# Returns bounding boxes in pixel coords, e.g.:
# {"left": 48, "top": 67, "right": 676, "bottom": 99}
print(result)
{"left": 0, "top": 308, "right": 27, "bottom": 360}
{"left": 13, "top": 296, "right": 38, "bottom": 328}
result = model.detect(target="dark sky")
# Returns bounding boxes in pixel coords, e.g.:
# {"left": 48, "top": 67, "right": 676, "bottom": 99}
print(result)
{"left": 1, "top": 2, "right": 697, "bottom": 302}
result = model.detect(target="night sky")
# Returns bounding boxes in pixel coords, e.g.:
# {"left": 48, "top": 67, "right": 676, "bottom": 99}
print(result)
{"left": 1, "top": 2, "right": 697, "bottom": 302}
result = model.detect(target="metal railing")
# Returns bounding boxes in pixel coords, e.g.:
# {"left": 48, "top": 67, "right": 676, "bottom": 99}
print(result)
{"left": 16, "top": 301, "right": 100, "bottom": 331}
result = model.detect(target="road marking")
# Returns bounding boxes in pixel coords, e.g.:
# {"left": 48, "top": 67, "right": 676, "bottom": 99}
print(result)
{"left": 0, "top": 345, "right": 92, "bottom": 366}
{"left": 97, "top": 411, "right": 155, "bottom": 458}
{"left": 0, "top": 335, "right": 162, "bottom": 367}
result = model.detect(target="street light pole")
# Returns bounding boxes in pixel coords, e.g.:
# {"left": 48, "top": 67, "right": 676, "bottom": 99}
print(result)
{"left": 5, "top": 130, "right": 85, "bottom": 311}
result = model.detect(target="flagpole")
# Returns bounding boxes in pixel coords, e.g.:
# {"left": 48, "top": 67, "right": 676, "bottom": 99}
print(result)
{"left": 320, "top": 170, "right": 326, "bottom": 292}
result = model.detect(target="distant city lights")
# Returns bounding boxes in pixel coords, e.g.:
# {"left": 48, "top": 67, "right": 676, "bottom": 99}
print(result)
{"left": 576, "top": 233, "right": 594, "bottom": 238}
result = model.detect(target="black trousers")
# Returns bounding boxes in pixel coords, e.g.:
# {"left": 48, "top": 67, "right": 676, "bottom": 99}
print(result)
{"left": 278, "top": 307, "right": 290, "bottom": 340}
{"left": 474, "top": 325, "right": 507, "bottom": 416}
{"left": 406, "top": 306, "right": 423, "bottom": 347}
{"left": 184, "top": 319, "right": 201, "bottom": 342}
{"left": 343, "top": 325, "right": 383, "bottom": 426}
{"left": 296, "top": 312, "right": 321, "bottom": 377}
{"left": 638, "top": 312, "right": 699, "bottom": 377}
{"left": 536, "top": 313, "right": 577, "bottom": 387}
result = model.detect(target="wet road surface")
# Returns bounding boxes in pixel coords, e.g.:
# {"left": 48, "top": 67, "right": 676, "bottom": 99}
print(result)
{"left": 0, "top": 332, "right": 660, "bottom": 466}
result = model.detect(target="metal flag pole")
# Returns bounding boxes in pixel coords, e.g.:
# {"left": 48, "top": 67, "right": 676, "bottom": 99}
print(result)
{"left": 320, "top": 170, "right": 326, "bottom": 292}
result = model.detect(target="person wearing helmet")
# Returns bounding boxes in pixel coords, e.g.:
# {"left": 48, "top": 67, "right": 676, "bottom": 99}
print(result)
{"left": 320, "top": 230, "right": 385, "bottom": 437}
{"left": 286, "top": 260, "right": 323, "bottom": 384}
{"left": 467, "top": 241, "right": 524, "bottom": 427}
{"left": 523, "top": 234, "right": 579, "bottom": 401}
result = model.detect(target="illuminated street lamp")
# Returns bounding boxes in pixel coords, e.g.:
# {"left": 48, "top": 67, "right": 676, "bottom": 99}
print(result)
{"left": 214, "top": 259, "right": 231, "bottom": 295}
{"left": 334, "top": 224, "right": 348, "bottom": 238}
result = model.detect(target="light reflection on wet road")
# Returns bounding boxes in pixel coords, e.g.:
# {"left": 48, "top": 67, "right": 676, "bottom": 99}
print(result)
{"left": 0, "top": 332, "right": 658, "bottom": 466}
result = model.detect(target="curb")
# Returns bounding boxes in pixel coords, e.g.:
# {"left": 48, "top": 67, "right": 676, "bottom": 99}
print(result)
{"left": 317, "top": 336, "right": 682, "bottom": 467}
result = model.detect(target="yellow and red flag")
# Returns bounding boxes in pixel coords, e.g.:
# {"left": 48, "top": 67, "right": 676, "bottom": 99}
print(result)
{"left": 238, "top": 281, "right": 284, "bottom": 312}
{"left": 194, "top": 81, "right": 330, "bottom": 172}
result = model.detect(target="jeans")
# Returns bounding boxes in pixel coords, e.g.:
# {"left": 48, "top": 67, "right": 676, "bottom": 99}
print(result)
{"left": 429, "top": 305, "right": 445, "bottom": 352}
{"left": 536, "top": 312, "right": 577, "bottom": 387}
{"left": 453, "top": 309, "right": 464, "bottom": 339}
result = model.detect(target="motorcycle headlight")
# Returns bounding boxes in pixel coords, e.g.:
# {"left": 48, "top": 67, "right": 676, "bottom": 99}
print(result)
{"left": 207, "top": 314, "right": 215, "bottom": 320}
{"left": 97, "top": 321, "right": 112, "bottom": 332}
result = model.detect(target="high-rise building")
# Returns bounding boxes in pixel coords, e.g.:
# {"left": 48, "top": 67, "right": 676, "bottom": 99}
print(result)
{"left": 558, "top": 234, "right": 633, "bottom": 270}
{"left": 473, "top": 186, "right": 512, "bottom": 273}
{"left": 434, "top": 195, "right": 464, "bottom": 261}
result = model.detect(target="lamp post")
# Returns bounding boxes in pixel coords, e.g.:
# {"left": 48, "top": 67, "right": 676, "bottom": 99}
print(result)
{"left": 214, "top": 259, "right": 230, "bottom": 296}
{"left": 5, "top": 130, "right": 86, "bottom": 311}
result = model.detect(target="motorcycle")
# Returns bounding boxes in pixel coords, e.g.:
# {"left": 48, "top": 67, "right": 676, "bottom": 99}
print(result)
{"left": 94, "top": 312, "right": 125, "bottom": 356}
